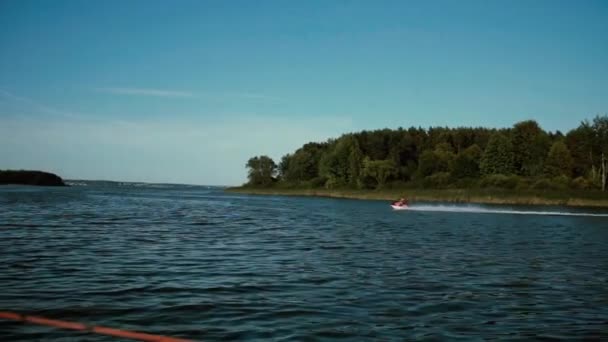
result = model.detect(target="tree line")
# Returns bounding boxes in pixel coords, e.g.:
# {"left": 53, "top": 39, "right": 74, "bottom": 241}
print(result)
{"left": 245, "top": 115, "right": 608, "bottom": 191}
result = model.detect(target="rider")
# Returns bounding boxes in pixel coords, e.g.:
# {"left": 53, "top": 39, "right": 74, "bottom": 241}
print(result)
{"left": 393, "top": 197, "right": 408, "bottom": 206}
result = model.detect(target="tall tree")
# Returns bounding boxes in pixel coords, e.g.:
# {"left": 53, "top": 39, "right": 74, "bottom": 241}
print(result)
{"left": 417, "top": 150, "right": 442, "bottom": 177}
{"left": 348, "top": 138, "right": 364, "bottom": 187}
{"left": 362, "top": 158, "right": 397, "bottom": 188}
{"left": 451, "top": 144, "right": 482, "bottom": 179}
{"left": 278, "top": 154, "right": 292, "bottom": 180}
{"left": 566, "top": 122, "right": 595, "bottom": 178}
{"left": 480, "top": 133, "right": 515, "bottom": 175}
{"left": 246, "top": 156, "right": 277, "bottom": 186}
{"left": 284, "top": 150, "right": 316, "bottom": 181}
{"left": 358, "top": 129, "right": 390, "bottom": 160}
{"left": 511, "top": 120, "right": 550, "bottom": 176}
{"left": 388, "top": 133, "right": 418, "bottom": 181}
{"left": 283, "top": 142, "right": 328, "bottom": 183}
{"left": 319, "top": 135, "right": 361, "bottom": 188}
{"left": 592, "top": 115, "right": 608, "bottom": 190}
{"left": 544, "top": 141, "right": 573, "bottom": 178}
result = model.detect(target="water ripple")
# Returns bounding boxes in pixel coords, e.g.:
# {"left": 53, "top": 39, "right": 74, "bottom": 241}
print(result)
{"left": 1, "top": 184, "right": 607, "bottom": 340}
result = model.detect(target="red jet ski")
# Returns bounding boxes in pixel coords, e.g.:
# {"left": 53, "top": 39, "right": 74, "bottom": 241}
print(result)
{"left": 391, "top": 198, "right": 409, "bottom": 210}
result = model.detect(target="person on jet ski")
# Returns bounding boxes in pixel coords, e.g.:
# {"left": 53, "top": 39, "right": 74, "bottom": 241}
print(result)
{"left": 392, "top": 197, "right": 408, "bottom": 206}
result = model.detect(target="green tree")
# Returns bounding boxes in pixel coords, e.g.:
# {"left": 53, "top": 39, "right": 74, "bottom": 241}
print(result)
{"left": 319, "top": 135, "right": 362, "bottom": 188}
{"left": 451, "top": 144, "right": 482, "bottom": 179}
{"left": 278, "top": 154, "right": 291, "bottom": 180}
{"left": 379, "top": 130, "right": 420, "bottom": 181}
{"left": 511, "top": 120, "right": 550, "bottom": 176}
{"left": 246, "top": 155, "right": 277, "bottom": 186}
{"left": 285, "top": 150, "right": 316, "bottom": 181}
{"left": 480, "top": 133, "right": 515, "bottom": 175}
{"left": 427, "top": 127, "right": 453, "bottom": 151}
{"left": 358, "top": 129, "right": 390, "bottom": 160}
{"left": 348, "top": 139, "right": 364, "bottom": 187}
{"left": 566, "top": 122, "right": 595, "bottom": 178}
{"left": 281, "top": 142, "right": 328, "bottom": 183}
{"left": 417, "top": 150, "right": 441, "bottom": 177}
{"left": 592, "top": 115, "right": 608, "bottom": 190}
{"left": 434, "top": 143, "right": 454, "bottom": 172}
{"left": 451, "top": 128, "right": 475, "bottom": 153}
{"left": 544, "top": 141, "right": 573, "bottom": 177}
{"left": 417, "top": 143, "right": 454, "bottom": 177}
{"left": 362, "top": 158, "right": 397, "bottom": 188}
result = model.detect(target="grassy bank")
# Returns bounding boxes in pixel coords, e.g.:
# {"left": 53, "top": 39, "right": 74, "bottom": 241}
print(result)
{"left": 225, "top": 187, "right": 608, "bottom": 208}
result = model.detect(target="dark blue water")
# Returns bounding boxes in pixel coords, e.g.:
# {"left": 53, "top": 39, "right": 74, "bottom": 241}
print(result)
{"left": 1, "top": 183, "right": 607, "bottom": 341}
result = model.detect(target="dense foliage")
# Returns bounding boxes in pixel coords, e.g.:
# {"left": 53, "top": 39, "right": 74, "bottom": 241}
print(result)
{"left": 245, "top": 156, "right": 277, "bottom": 186}
{"left": 0, "top": 170, "right": 66, "bottom": 186}
{"left": 245, "top": 116, "right": 608, "bottom": 191}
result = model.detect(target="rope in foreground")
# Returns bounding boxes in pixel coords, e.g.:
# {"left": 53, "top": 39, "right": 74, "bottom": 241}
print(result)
{"left": 0, "top": 311, "right": 194, "bottom": 342}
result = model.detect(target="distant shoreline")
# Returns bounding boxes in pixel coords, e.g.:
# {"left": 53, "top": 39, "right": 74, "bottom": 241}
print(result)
{"left": 0, "top": 170, "right": 66, "bottom": 186}
{"left": 226, "top": 187, "right": 608, "bottom": 208}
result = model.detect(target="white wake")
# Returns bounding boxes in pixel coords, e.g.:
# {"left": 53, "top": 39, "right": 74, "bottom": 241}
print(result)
{"left": 405, "top": 204, "right": 608, "bottom": 217}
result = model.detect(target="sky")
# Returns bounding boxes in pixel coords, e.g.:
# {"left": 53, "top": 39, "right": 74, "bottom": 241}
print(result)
{"left": 1, "top": 0, "right": 607, "bottom": 185}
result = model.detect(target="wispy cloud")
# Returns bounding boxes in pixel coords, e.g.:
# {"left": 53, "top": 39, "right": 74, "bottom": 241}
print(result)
{"left": 96, "top": 87, "right": 195, "bottom": 98}
{"left": 96, "top": 87, "right": 282, "bottom": 102}
{"left": 228, "top": 92, "right": 283, "bottom": 102}
{"left": 0, "top": 89, "right": 83, "bottom": 119}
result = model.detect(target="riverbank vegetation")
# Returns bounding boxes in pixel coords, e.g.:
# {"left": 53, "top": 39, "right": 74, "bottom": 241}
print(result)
{"left": 236, "top": 116, "right": 608, "bottom": 205}
{"left": 226, "top": 187, "right": 608, "bottom": 208}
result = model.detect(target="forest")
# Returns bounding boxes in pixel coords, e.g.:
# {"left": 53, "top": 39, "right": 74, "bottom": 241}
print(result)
{"left": 245, "top": 116, "right": 608, "bottom": 192}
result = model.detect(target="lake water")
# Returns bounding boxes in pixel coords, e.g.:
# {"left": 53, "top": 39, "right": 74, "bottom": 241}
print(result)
{"left": 1, "top": 183, "right": 607, "bottom": 340}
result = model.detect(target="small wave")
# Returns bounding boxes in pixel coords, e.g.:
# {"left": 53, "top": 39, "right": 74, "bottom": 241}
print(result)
{"left": 34, "top": 306, "right": 144, "bottom": 318}
{"left": 84, "top": 286, "right": 150, "bottom": 296}
{"left": 65, "top": 182, "right": 87, "bottom": 186}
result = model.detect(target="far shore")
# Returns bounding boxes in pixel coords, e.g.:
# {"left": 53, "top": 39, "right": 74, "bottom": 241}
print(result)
{"left": 0, "top": 170, "right": 66, "bottom": 186}
{"left": 226, "top": 187, "right": 608, "bottom": 208}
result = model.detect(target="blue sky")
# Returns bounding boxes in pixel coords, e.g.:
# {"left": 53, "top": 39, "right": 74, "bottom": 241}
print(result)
{"left": 1, "top": 0, "right": 607, "bottom": 185}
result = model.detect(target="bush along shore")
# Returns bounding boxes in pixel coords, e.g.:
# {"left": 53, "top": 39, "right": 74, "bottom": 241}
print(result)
{"left": 226, "top": 187, "right": 608, "bottom": 208}
{"left": 232, "top": 115, "right": 608, "bottom": 207}
{"left": 0, "top": 170, "right": 66, "bottom": 186}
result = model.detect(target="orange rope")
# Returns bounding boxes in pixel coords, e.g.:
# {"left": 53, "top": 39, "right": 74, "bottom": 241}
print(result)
{"left": 0, "top": 311, "right": 194, "bottom": 342}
